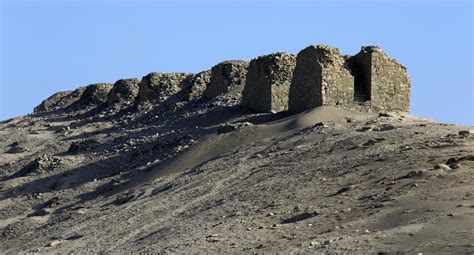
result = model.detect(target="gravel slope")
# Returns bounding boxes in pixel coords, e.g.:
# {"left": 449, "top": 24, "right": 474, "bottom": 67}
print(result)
{"left": 0, "top": 104, "right": 473, "bottom": 253}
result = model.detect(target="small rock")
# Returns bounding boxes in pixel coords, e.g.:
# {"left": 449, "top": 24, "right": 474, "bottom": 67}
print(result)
{"left": 46, "top": 240, "right": 62, "bottom": 247}
{"left": 373, "top": 124, "right": 396, "bottom": 131}
{"left": 323, "top": 239, "right": 333, "bottom": 245}
{"left": 332, "top": 185, "right": 354, "bottom": 196}
{"left": 357, "top": 126, "right": 374, "bottom": 132}
{"left": 434, "top": 163, "right": 452, "bottom": 171}
{"left": 378, "top": 112, "right": 396, "bottom": 118}
{"left": 309, "top": 241, "right": 320, "bottom": 247}
{"left": 458, "top": 130, "right": 472, "bottom": 137}
{"left": 399, "top": 170, "right": 424, "bottom": 179}
{"left": 217, "top": 122, "right": 253, "bottom": 134}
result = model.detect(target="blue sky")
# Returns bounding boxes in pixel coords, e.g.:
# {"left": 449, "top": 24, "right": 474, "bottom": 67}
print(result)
{"left": 1, "top": 0, "right": 472, "bottom": 125}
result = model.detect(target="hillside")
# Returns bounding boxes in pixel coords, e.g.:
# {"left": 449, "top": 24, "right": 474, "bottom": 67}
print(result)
{"left": 0, "top": 45, "right": 473, "bottom": 253}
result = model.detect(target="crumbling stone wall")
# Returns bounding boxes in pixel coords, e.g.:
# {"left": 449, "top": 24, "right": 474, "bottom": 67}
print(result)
{"left": 185, "top": 70, "right": 211, "bottom": 101}
{"left": 34, "top": 44, "right": 410, "bottom": 115}
{"left": 202, "top": 60, "right": 248, "bottom": 99}
{"left": 34, "top": 91, "right": 74, "bottom": 113}
{"left": 107, "top": 78, "right": 141, "bottom": 106}
{"left": 242, "top": 52, "right": 296, "bottom": 113}
{"left": 288, "top": 45, "right": 354, "bottom": 113}
{"left": 353, "top": 46, "right": 410, "bottom": 112}
{"left": 77, "top": 83, "right": 113, "bottom": 106}
{"left": 137, "top": 72, "right": 193, "bottom": 103}
{"left": 34, "top": 87, "right": 86, "bottom": 113}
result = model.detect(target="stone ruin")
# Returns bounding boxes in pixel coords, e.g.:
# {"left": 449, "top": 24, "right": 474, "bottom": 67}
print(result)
{"left": 75, "top": 83, "right": 113, "bottom": 107}
{"left": 202, "top": 60, "right": 248, "bottom": 99}
{"left": 34, "top": 87, "right": 85, "bottom": 113}
{"left": 242, "top": 52, "right": 296, "bottom": 113}
{"left": 288, "top": 45, "right": 410, "bottom": 113}
{"left": 107, "top": 78, "right": 141, "bottom": 106}
{"left": 34, "top": 44, "right": 410, "bottom": 115}
{"left": 137, "top": 72, "right": 192, "bottom": 103}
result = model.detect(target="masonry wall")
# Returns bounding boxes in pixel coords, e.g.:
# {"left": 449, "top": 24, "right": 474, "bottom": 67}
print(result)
{"left": 289, "top": 45, "right": 354, "bottom": 113}
{"left": 243, "top": 52, "right": 296, "bottom": 113}
{"left": 356, "top": 46, "right": 410, "bottom": 112}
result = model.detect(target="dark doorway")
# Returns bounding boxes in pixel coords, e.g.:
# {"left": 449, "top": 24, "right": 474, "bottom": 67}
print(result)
{"left": 349, "top": 56, "right": 371, "bottom": 103}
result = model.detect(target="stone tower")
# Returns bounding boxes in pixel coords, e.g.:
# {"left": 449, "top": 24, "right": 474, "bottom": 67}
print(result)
{"left": 288, "top": 45, "right": 354, "bottom": 113}
{"left": 351, "top": 46, "right": 410, "bottom": 112}
{"left": 242, "top": 52, "right": 296, "bottom": 113}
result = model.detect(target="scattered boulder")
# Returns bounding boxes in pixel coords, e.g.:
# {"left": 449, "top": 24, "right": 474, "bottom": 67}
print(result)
{"left": 68, "top": 139, "right": 100, "bottom": 153}
{"left": 1, "top": 218, "right": 39, "bottom": 240}
{"left": 458, "top": 130, "right": 473, "bottom": 137}
{"left": 434, "top": 163, "right": 452, "bottom": 171}
{"left": 202, "top": 60, "right": 248, "bottom": 99}
{"left": 137, "top": 72, "right": 192, "bottom": 103}
{"left": 373, "top": 124, "right": 396, "bottom": 131}
{"left": 242, "top": 52, "right": 296, "bottom": 113}
{"left": 107, "top": 78, "right": 141, "bottom": 106}
{"left": 13, "top": 154, "right": 63, "bottom": 177}
{"left": 281, "top": 211, "right": 319, "bottom": 224}
{"left": 5, "top": 142, "right": 27, "bottom": 154}
{"left": 398, "top": 170, "right": 425, "bottom": 179}
{"left": 31, "top": 155, "right": 62, "bottom": 173}
{"left": 217, "top": 122, "right": 253, "bottom": 134}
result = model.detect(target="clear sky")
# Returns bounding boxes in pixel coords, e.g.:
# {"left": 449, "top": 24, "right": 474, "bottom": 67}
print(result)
{"left": 1, "top": 0, "right": 472, "bottom": 125}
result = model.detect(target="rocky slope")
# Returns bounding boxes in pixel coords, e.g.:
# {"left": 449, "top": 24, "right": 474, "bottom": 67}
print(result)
{"left": 1, "top": 48, "right": 473, "bottom": 253}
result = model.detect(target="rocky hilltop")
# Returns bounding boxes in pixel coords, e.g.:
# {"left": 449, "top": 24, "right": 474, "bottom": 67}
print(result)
{"left": 0, "top": 45, "right": 473, "bottom": 253}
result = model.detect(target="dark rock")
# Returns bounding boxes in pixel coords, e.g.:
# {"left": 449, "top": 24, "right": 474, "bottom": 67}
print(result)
{"left": 68, "top": 139, "right": 99, "bottom": 153}
{"left": 217, "top": 122, "right": 253, "bottom": 134}
{"left": 281, "top": 211, "right": 319, "bottom": 224}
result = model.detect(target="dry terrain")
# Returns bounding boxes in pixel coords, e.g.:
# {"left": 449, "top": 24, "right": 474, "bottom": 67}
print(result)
{"left": 0, "top": 94, "right": 473, "bottom": 253}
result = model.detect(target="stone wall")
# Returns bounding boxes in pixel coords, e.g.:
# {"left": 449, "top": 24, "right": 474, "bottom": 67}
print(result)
{"left": 242, "top": 52, "right": 296, "bottom": 113}
{"left": 202, "top": 60, "right": 248, "bottom": 99}
{"left": 34, "top": 44, "right": 410, "bottom": 115}
{"left": 355, "top": 46, "right": 410, "bottom": 112}
{"left": 289, "top": 45, "right": 410, "bottom": 113}
{"left": 289, "top": 45, "right": 354, "bottom": 113}
{"left": 137, "top": 72, "right": 193, "bottom": 103}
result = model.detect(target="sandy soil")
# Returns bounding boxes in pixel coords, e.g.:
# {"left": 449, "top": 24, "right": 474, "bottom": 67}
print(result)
{"left": 0, "top": 103, "right": 473, "bottom": 253}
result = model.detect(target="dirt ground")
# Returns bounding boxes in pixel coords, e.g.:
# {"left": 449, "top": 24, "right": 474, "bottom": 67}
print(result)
{"left": 0, "top": 101, "right": 473, "bottom": 253}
